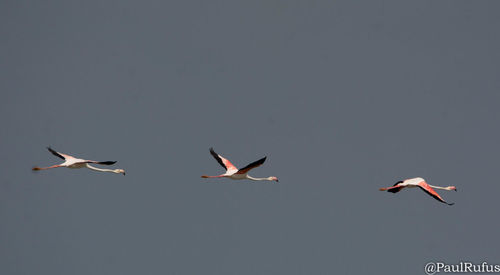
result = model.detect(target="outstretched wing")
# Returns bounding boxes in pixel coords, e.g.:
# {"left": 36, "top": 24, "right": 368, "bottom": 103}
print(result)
{"left": 236, "top": 157, "right": 266, "bottom": 174}
{"left": 209, "top": 148, "right": 238, "bottom": 173}
{"left": 387, "top": 186, "right": 405, "bottom": 193}
{"left": 47, "top": 147, "right": 74, "bottom": 160}
{"left": 387, "top": 180, "right": 404, "bottom": 193}
{"left": 379, "top": 182, "right": 405, "bottom": 193}
{"left": 417, "top": 181, "right": 454, "bottom": 205}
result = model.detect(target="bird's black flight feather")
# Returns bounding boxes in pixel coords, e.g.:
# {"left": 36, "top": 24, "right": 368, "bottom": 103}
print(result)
{"left": 47, "top": 147, "right": 65, "bottom": 160}
{"left": 209, "top": 147, "right": 227, "bottom": 170}
{"left": 238, "top": 157, "right": 266, "bottom": 172}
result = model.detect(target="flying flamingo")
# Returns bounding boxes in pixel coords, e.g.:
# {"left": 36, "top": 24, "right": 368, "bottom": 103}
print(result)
{"left": 201, "top": 148, "right": 278, "bottom": 182}
{"left": 379, "top": 177, "right": 456, "bottom": 205}
{"left": 33, "top": 147, "right": 125, "bottom": 175}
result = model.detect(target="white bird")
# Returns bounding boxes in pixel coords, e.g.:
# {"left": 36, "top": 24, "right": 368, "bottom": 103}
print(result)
{"left": 379, "top": 177, "right": 456, "bottom": 205}
{"left": 33, "top": 147, "right": 125, "bottom": 175}
{"left": 201, "top": 148, "right": 278, "bottom": 182}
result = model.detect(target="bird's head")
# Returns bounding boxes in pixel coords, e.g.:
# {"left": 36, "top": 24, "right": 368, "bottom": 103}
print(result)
{"left": 268, "top": 176, "right": 279, "bottom": 182}
{"left": 447, "top": 186, "right": 457, "bottom": 191}
{"left": 114, "top": 169, "right": 126, "bottom": 175}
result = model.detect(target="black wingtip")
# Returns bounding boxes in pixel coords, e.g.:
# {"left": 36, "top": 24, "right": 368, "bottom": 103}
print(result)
{"left": 387, "top": 186, "right": 403, "bottom": 193}
{"left": 98, "top": 161, "right": 117, "bottom": 165}
{"left": 46, "top": 146, "right": 66, "bottom": 160}
{"left": 209, "top": 147, "right": 227, "bottom": 170}
{"left": 255, "top": 156, "right": 267, "bottom": 165}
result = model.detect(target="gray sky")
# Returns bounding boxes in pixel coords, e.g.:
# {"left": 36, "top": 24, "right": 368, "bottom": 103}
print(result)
{"left": 1, "top": 1, "right": 499, "bottom": 274}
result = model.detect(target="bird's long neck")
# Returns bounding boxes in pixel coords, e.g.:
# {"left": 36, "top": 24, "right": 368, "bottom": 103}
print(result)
{"left": 246, "top": 175, "right": 272, "bottom": 181}
{"left": 428, "top": 184, "right": 449, "bottom": 190}
{"left": 86, "top": 164, "right": 116, "bottom": 173}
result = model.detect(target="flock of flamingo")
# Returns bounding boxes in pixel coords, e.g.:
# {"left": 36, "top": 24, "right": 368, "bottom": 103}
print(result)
{"left": 33, "top": 146, "right": 457, "bottom": 205}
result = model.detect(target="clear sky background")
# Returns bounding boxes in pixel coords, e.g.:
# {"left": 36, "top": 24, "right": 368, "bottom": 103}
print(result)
{"left": 1, "top": 1, "right": 499, "bottom": 274}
